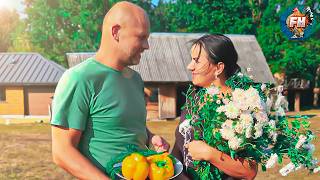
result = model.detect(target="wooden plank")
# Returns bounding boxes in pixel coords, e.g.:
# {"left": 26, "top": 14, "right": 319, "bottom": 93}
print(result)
{"left": 294, "top": 91, "right": 301, "bottom": 112}
{"left": 159, "top": 85, "right": 177, "bottom": 119}
{"left": 26, "top": 86, "right": 55, "bottom": 115}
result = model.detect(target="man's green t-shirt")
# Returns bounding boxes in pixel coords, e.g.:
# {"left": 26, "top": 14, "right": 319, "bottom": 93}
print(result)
{"left": 51, "top": 58, "right": 147, "bottom": 174}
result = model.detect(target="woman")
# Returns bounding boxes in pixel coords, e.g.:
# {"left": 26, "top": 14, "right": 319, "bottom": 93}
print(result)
{"left": 172, "top": 34, "right": 257, "bottom": 180}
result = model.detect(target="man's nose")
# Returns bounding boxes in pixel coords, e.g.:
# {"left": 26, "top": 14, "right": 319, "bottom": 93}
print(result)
{"left": 143, "top": 39, "right": 149, "bottom": 50}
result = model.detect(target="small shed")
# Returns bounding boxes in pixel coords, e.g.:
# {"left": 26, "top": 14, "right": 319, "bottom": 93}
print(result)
{"left": 0, "top": 53, "right": 65, "bottom": 115}
{"left": 66, "top": 33, "right": 274, "bottom": 120}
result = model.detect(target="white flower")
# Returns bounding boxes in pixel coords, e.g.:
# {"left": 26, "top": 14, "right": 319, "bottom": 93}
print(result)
{"left": 222, "top": 98, "right": 230, "bottom": 105}
{"left": 310, "top": 159, "right": 319, "bottom": 169}
{"left": 179, "top": 119, "right": 191, "bottom": 136}
{"left": 216, "top": 99, "right": 221, "bottom": 104}
{"left": 254, "top": 129, "right": 263, "bottom": 139}
{"left": 245, "top": 87, "right": 264, "bottom": 110}
{"left": 232, "top": 88, "right": 246, "bottom": 102}
{"left": 266, "top": 153, "right": 278, "bottom": 168}
{"left": 238, "top": 72, "right": 243, "bottom": 77}
{"left": 206, "top": 86, "right": 220, "bottom": 96}
{"left": 245, "top": 126, "right": 252, "bottom": 138}
{"left": 266, "top": 97, "right": 273, "bottom": 113}
{"left": 295, "top": 135, "right": 307, "bottom": 149}
{"left": 232, "top": 88, "right": 249, "bottom": 111}
{"left": 276, "top": 107, "right": 286, "bottom": 117}
{"left": 240, "top": 113, "right": 254, "bottom": 126}
{"left": 234, "top": 122, "right": 244, "bottom": 134}
{"left": 261, "top": 83, "right": 266, "bottom": 91}
{"left": 222, "top": 119, "right": 234, "bottom": 128}
{"left": 220, "top": 128, "right": 235, "bottom": 141}
{"left": 217, "top": 105, "right": 226, "bottom": 113}
{"left": 254, "top": 111, "right": 269, "bottom": 123}
{"left": 268, "top": 120, "right": 276, "bottom": 128}
{"left": 247, "top": 87, "right": 260, "bottom": 97}
{"left": 224, "top": 103, "right": 240, "bottom": 119}
{"left": 275, "top": 95, "right": 289, "bottom": 111}
{"left": 313, "top": 166, "right": 320, "bottom": 173}
{"left": 253, "top": 123, "right": 264, "bottom": 139}
{"left": 277, "top": 85, "right": 284, "bottom": 93}
{"left": 271, "top": 132, "right": 278, "bottom": 142}
{"left": 228, "top": 137, "right": 243, "bottom": 150}
{"left": 279, "top": 162, "right": 301, "bottom": 176}
{"left": 303, "top": 144, "right": 315, "bottom": 153}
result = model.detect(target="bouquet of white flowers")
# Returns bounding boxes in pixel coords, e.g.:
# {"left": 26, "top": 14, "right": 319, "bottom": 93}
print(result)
{"left": 180, "top": 72, "right": 319, "bottom": 179}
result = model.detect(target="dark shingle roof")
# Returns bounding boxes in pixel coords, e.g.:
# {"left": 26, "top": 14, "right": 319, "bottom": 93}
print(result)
{"left": 67, "top": 33, "right": 275, "bottom": 83}
{"left": 0, "top": 53, "right": 65, "bottom": 85}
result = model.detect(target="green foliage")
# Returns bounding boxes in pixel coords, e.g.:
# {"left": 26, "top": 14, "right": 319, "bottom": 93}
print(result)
{"left": 256, "top": 0, "right": 320, "bottom": 80}
{"left": 160, "top": 0, "right": 256, "bottom": 34}
{"left": 23, "top": 0, "right": 109, "bottom": 66}
{"left": 0, "top": 8, "right": 20, "bottom": 52}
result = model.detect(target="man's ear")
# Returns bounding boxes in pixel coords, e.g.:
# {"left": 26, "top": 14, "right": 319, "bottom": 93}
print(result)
{"left": 111, "top": 24, "right": 120, "bottom": 41}
{"left": 216, "top": 62, "right": 225, "bottom": 76}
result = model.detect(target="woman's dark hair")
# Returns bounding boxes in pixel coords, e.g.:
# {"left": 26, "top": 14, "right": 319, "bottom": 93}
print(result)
{"left": 191, "top": 34, "right": 240, "bottom": 78}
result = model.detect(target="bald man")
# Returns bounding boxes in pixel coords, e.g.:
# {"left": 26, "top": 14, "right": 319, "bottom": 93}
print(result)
{"left": 51, "top": 2, "right": 169, "bottom": 179}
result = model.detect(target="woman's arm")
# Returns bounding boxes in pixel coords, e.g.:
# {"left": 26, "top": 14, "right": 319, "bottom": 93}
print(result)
{"left": 186, "top": 141, "right": 257, "bottom": 180}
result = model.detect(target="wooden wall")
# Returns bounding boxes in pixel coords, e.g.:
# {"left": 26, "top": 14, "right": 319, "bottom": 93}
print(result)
{"left": 159, "top": 85, "right": 177, "bottom": 119}
{"left": 0, "top": 86, "right": 24, "bottom": 115}
{"left": 25, "top": 86, "right": 55, "bottom": 115}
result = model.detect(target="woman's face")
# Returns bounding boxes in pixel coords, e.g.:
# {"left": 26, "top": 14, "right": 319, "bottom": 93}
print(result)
{"left": 187, "top": 45, "right": 218, "bottom": 88}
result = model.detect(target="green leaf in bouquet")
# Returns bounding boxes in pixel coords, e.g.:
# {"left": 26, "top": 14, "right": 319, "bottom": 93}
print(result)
{"left": 291, "top": 120, "right": 301, "bottom": 130}
{"left": 217, "top": 144, "right": 229, "bottom": 152}
{"left": 278, "top": 153, "right": 283, "bottom": 164}
{"left": 215, "top": 131, "right": 222, "bottom": 141}
{"left": 262, "top": 164, "right": 267, "bottom": 171}
{"left": 230, "top": 150, "right": 236, "bottom": 159}
{"left": 185, "top": 113, "right": 192, "bottom": 120}
{"left": 301, "top": 119, "right": 311, "bottom": 129}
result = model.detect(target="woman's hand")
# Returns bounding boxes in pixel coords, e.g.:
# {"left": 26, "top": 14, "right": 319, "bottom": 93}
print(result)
{"left": 185, "top": 140, "right": 215, "bottom": 161}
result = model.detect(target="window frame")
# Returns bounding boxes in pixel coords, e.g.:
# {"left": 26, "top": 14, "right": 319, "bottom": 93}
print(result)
{"left": 0, "top": 87, "right": 6, "bottom": 102}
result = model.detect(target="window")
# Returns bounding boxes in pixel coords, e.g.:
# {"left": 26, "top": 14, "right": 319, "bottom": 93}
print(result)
{"left": 0, "top": 87, "right": 5, "bottom": 102}
{"left": 149, "top": 88, "right": 159, "bottom": 103}
{"left": 144, "top": 87, "right": 159, "bottom": 103}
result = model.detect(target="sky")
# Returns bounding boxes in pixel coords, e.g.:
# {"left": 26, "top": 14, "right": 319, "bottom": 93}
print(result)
{"left": 0, "top": 0, "right": 24, "bottom": 12}
{"left": 0, "top": 0, "right": 164, "bottom": 17}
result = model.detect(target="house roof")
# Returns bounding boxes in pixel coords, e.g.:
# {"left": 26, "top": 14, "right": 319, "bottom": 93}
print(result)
{"left": 67, "top": 33, "right": 275, "bottom": 83}
{"left": 0, "top": 53, "right": 65, "bottom": 85}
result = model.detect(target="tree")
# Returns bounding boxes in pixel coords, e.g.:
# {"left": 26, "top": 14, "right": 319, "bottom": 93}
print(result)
{"left": 157, "top": 0, "right": 256, "bottom": 34}
{"left": 24, "top": 0, "right": 109, "bottom": 66}
{"left": 256, "top": 0, "right": 320, "bottom": 81}
{"left": 8, "top": 19, "right": 44, "bottom": 53}
{"left": 24, "top": 0, "right": 156, "bottom": 66}
{"left": 0, "top": 8, "right": 20, "bottom": 52}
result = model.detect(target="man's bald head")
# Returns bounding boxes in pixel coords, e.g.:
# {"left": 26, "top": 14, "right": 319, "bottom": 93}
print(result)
{"left": 104, "top": 1, "right": 149, "bottom": 29}
{"left": 97, "top": 1, "right": 150, "bottom": 69}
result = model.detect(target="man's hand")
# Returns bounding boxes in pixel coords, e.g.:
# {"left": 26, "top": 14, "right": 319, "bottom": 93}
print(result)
{"left": 151, "top": 135, "right": 170, "bottom": 152}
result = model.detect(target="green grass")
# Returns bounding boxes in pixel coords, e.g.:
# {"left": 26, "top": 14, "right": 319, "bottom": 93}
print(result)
{"left": 0, "top": 111, "right": 319, "bottom": 179}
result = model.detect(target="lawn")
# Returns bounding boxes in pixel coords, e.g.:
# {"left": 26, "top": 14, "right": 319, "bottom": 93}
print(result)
{"left": 0, "top": 111, "right": 319, "bottom": 180}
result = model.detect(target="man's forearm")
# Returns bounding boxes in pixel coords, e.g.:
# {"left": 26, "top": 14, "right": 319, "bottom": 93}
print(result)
{"left": 53, "top": 144, "right": 110, "bottom": 180}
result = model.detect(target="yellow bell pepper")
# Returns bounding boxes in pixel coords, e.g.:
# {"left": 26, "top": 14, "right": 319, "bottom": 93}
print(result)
{"left": 147, "top": 153, "right": 174, "bottom": 180}
{"left": 122, "top": 153, "right": 149, "bottom": 180}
